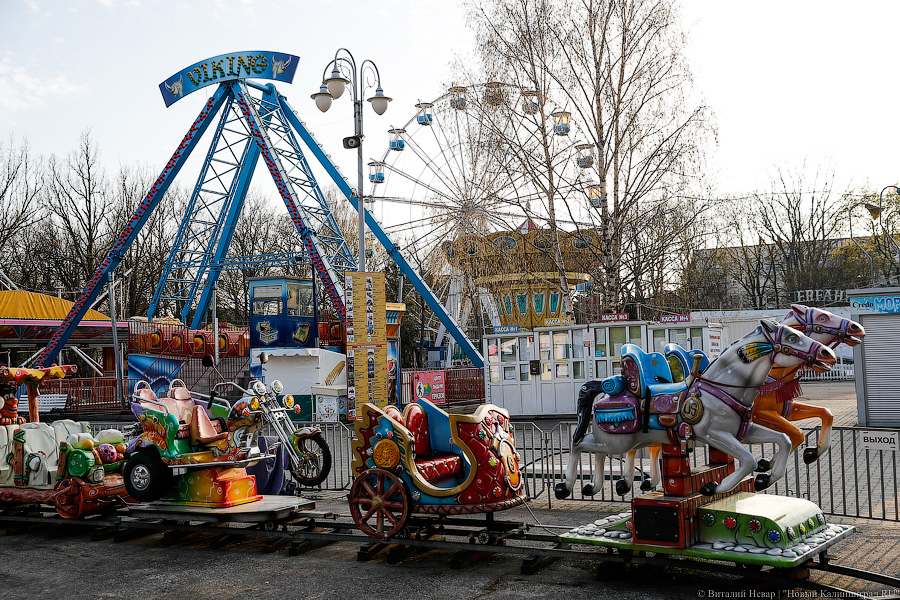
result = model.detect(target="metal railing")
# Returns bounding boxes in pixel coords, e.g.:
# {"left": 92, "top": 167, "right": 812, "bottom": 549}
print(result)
{"left": 89, "top": 415, "right": 897, "bottom": 522}
{"left": 400, "top": 367, "right": 486, "bottom": 407}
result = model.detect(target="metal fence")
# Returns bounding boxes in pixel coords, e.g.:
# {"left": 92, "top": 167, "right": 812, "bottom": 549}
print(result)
{"left": 89, "top": 417, "right": 898, "bottom": 522}
{"left": 400, "top": 367, "right": 485, "bottom": 407}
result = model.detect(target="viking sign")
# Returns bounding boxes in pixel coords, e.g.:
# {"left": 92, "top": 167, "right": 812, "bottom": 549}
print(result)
{"left": 158, "top": 51, "right": 299, "bottom": 107}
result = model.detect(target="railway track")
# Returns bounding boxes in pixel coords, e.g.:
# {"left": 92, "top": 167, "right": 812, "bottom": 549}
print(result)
{"left": 1, "top": 505, "right": 896, "bottom": 598}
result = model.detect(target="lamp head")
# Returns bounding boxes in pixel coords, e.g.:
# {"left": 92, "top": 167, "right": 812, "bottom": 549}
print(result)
{"left": 368, "top": 86, "right": 391, "bottom": 115}
{"left": 311, "top": 83, "right": 333, "bottom": 113}
{"left": 325, "top": 66, "right": 350, "bottom": 99}
{"left": 865, "top": 203, "right": 883, "bottom": 219}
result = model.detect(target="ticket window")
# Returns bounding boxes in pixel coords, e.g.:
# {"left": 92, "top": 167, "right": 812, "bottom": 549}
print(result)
{"left": 539, "top": 330, "right": 586, "bottom": 381}
{"left": 652, "top": 326, "right": 705, "bottom": 353}
{"left": 286, "top": 281, "right": 314, "bottom": 317}
{"left": 596, "top": 325, "right": 643, "bottom": 378}
{"left": 486, "top": 336, "right": 531, "bottom": 383}
{"left": 252, "top": 284, "right": 283, "bottom": 316}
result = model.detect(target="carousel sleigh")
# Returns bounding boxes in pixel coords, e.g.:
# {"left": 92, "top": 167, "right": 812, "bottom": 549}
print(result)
{"left": 349, "top": 400, "right": 526, "bottom": 539}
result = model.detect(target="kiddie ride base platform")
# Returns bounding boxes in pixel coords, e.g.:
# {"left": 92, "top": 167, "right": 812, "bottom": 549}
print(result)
{"left": 127, "top": 495, "right": 315, "bottom": 524}
{"left": 559, "top": 447, "right": 855, "bottom": 570}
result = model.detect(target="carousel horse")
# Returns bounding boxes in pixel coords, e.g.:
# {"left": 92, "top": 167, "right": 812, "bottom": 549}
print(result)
{"left": 754, "top": 304, "right": 864, "bottom": 464}
{"left": 629, "top": 304, "right": 865, "bottom": 495}
{"left": 554, "top": 320, "right": 836, "bottom": 500}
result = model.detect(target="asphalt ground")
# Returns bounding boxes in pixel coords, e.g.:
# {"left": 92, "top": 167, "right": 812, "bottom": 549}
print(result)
{"left": 1, "top": 491, "right": 897, "bottom": 600}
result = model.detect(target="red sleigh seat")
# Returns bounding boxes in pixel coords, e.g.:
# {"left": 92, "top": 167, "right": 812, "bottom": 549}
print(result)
{"left": 404, "top": 403, "right": 461, "bottom": 484}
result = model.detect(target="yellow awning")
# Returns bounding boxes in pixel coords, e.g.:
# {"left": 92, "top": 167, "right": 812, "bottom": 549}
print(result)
{"left": 0, "top": 290, "right": 110, "bottom": 322}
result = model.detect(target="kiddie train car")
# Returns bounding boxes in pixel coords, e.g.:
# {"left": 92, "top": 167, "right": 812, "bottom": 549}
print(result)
{"left": 349, "top": 399, "right": 526, "bottom": 539}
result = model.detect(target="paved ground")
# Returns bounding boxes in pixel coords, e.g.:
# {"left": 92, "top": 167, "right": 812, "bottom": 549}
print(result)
{"left": 2, "top": 493, "right": 897, "bottom": 600}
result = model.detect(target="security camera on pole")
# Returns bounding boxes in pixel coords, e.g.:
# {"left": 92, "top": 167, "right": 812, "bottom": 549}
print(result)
{"left": 311, "top": 49, "right": 391, "bottom": 274}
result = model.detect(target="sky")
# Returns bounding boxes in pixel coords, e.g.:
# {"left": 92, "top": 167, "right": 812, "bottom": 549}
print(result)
{"left": 2, "top": 0, "right": 899, "bottom": 206}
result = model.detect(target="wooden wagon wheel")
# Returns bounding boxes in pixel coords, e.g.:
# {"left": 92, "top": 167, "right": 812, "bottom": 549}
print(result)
{"left": 53, "top": 480, "right": 86, "bottom": 520}
{"left": 349, "top": 468, "right": 410, "bottom": 540}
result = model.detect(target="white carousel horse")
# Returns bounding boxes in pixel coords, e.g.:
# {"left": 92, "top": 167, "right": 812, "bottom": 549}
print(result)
{"left": 630, "top": 304, "right": 865, "bottom": 494}
{"left": 554, "top": 320, "right": 836, "bottom": 500}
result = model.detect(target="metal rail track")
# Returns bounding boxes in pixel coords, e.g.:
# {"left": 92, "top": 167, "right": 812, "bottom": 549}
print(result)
{"left": 1, "top": 507, "right": 897, "bottom": 597}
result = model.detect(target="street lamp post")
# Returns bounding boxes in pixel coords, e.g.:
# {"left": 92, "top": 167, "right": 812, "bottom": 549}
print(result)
{"left": 312, "top": 49, "right": 391, "bottom": 273}
{"left": 878, "top": 186, "right": 900, "bottom": 283}
{"left": 848, "top": 200, "right": 884, "bottom": 287}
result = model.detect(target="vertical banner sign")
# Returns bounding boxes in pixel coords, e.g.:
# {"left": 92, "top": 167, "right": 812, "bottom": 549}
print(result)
{"left": 345, "top": 272, "right": 387, "bottom": 419}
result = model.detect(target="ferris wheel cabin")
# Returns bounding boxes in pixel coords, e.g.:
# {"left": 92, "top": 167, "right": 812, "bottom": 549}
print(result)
{"left": 389, "top": 128, "right": 406, "bottom": 151}
{"left": 416, "top": 102, "right": 433, "bottom": 126}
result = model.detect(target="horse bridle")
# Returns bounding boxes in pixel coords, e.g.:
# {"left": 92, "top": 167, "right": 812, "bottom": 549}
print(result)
{"left": 790, "top": 308, "right": 852, "bottom": 347}
{"left": 690, "top": 324, "right": 825, "bottom": 440}
{"left": 761, "top": 322, "right": 827, "bottom": 369}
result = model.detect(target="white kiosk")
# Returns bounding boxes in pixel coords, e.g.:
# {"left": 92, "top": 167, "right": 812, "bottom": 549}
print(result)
{"left": 848, "top": 287, "right": 900, "bottom": 427}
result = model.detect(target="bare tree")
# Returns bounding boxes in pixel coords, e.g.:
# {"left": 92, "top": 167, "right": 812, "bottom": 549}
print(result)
{"left": 464, "top": 0, "right": 714, "bottom": 316}
{"left": 753, "top": 165, "right": 845, "bottom": 301}
{"left": 0, "top": 136, "right": 44, "bottom": 288}
{"left": 41, "top": 130, "right": 116, "bottom": 296}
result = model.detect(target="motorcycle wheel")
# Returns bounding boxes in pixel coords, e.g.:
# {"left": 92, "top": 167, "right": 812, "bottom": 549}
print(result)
{"left": 290, "top": 433, "right": 332, "bottom": 487}
{"left": 123, "top": 450, "right": 172, "bottom": 502}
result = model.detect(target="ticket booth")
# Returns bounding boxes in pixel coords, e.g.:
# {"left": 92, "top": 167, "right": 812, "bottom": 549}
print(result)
{"left": 248, "top": 277, "right": 318, "bottom": 349}
{"left": 848, "top": 287, "right": 900, "bottom": 426}
{"left": 484, "top": 325, "right": 590, "bottom": 417}
{"left": 647, "top": 316, "right": 722, "bottom": 361}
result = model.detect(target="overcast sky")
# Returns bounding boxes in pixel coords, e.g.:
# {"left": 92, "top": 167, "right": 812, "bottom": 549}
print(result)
{"left": 2, "top": 0, "right": 898, "bottom": 202}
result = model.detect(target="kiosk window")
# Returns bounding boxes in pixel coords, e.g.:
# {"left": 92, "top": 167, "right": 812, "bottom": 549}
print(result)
{"left": 553, "top": 331, "right": 570, "bottom": 359}
{"left": 653, "top": 329, "right": 667, "bottom": 352}
{"left": 519, "top": 364, "right": 531, "bottom": 381}
{"left": 252, "top": 285, "right": 282, "bottom": 316}
{"left": 690, "top": 327, "right": 704, "bottom": 351}
{"left": 629, "top": 326, "right": 642, "bottom": 346}
{"left": 595, "top": 329, "right": 607, "bottom": 357}
{"left": 287, "top": 282, "right": 314, "bottom": 317}
{"left": 610, "top": 327, "right": 626, "bottom": 357}
{"left": 501, "top": 337, "right": 518, "bottom": 363}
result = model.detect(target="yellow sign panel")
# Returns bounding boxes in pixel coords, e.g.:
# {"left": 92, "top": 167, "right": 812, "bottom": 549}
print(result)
{"left": 345, "top": 272, "right": 388, "bottom": 419}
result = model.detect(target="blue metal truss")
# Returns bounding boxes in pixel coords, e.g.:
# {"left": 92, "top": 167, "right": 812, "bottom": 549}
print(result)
{"left": 35, "top": 87, "right": 230, "bottom": 367}
{"left": 248, "top": 85, "right": 356, "bottom": 275}
{"left": 36, "top": 76, "right": 484, "bottom": 368}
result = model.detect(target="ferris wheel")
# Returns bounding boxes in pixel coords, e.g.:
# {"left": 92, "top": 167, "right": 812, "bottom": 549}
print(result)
{"left": 364, "top": 84, "right": 595, "bottom": 360}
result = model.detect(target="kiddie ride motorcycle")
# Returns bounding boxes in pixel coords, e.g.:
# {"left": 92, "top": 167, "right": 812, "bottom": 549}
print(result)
{"left": 124, "top": 356, "right": 331, "bottom": 508}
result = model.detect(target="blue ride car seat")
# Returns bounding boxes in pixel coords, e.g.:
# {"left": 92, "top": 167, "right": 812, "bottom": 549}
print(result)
{"left": 620, "top": 344, "right": 673, "bottom": 399}
{"left": 663, "top": 343, "right": 710, "bottom": 382}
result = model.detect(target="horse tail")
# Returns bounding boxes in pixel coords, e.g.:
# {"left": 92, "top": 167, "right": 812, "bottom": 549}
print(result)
{"left": 573, "top": 380, "right": 605, "bottom": 445}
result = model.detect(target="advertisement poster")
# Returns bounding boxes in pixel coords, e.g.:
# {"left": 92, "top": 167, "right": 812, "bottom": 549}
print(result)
{"left": 412, "top": 371, "right": 446, "bottom": 405}
{"left": 345, "top": 272, "right": 387, "bottom": 418}
{"left": 387, "top": 339, "right": 400, "bottom": 406}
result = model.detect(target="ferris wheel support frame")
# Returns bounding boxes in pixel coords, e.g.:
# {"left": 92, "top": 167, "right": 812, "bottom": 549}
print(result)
{"left": 279, "top": 96, "right": 484, "bottom": 367}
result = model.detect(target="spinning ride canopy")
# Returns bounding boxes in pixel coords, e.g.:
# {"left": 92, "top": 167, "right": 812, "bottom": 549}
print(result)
{"left": 443, "top": 228, "right": 599, "bottom": 329}
{"left": 0, "top": 290, "right": 124, "bottom": 345}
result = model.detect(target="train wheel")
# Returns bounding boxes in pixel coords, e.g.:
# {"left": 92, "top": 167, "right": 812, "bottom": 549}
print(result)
{"left": 349, "top": 468, "right": 410, "bottom": 540}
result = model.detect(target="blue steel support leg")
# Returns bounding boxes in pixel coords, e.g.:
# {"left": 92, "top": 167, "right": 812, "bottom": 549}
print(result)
{"left": 190, "top": 86, "right": 276, "bottom": 328}
{"left": 276, "top": 95, "right": 484, "bottom": 367}
{"left": 189, "top": 147, "right": 259, "bottom": 329}
{"left": 35, "top": 88, "right": 229, "bottom": 368}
